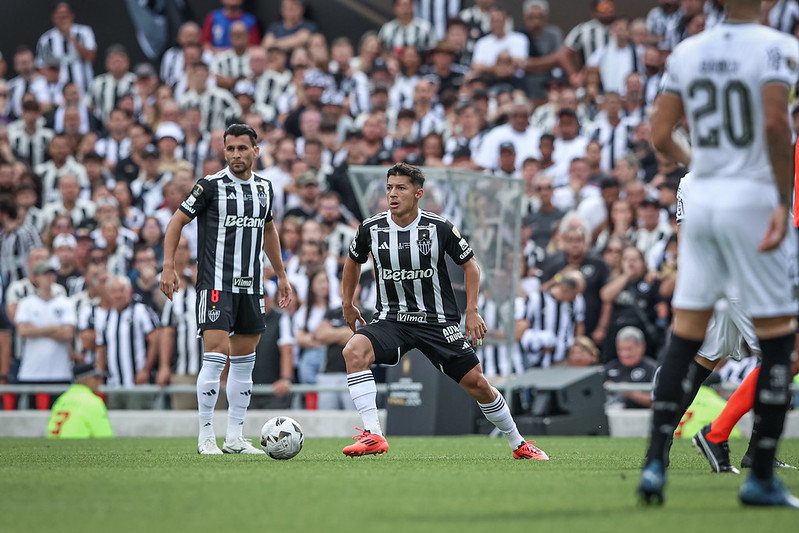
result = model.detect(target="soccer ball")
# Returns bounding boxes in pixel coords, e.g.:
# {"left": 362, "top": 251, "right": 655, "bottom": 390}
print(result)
{"left": 260, "top": 416, "right": 304, "bottom": 460}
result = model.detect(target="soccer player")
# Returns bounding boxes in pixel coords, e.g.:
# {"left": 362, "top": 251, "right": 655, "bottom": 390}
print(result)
{"left": 339, "top": 162, "right": 548, "bottom": 460}
{"left": 637, "top": 0, "right": 799, "bottom": 507}
{"left": 160, "top": 123, "right": 292, "bottom": 455}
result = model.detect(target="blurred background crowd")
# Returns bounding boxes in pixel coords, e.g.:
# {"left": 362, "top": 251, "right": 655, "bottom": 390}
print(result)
{"left": 0, "top": 0, "right": 792, "bottom": 411}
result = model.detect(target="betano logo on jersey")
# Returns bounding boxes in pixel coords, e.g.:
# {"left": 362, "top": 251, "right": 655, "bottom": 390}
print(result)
{"left": 381, "top": 268, "right": 434, "bottom": 281}
{"left": 224, "top": 215, "right": 265, "bottom": 228}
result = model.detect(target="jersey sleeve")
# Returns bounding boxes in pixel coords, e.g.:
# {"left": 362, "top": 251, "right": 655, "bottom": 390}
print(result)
{"left": 444, "top": 221, "right": 474, "bottom": 265}
{"left": 179, "top": 178, "right": 212, "bottom": 219}
{"left": 265, "top": 180, "right": 274, "bottom": 223}
{"left": 675, "top": 175, "right": 689, "bottom": 225}
{"left": 348, "top": 223, "right": 371, "bottom": 264}
{"left": 136, "top": 304, "right": 161, "bottom": 335}
{"left": 761, "top": 35, "right": 799, "bottom": 89}
{"left": 563, "top": 23, "right": 583, "bottom": 52}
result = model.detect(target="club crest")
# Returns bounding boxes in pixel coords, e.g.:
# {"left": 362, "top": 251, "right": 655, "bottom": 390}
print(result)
{"left": 257, "top": 187, "right": 268, "bottom": 207}
{"left": 208, "top": 309, "right": 221, "bottom": 322}
{"left": 417, "top": 229, "right": 432, "bottom": 255}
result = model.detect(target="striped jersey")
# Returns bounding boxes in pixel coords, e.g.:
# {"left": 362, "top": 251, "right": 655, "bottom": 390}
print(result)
{"left": 179, "top": 167, "right": 274, "bottom": 295}
{"left": 378, "top": 18, "right": 436, "bottom": 51}
{"left": 161, "top": 282, "right": 202, "bottom": 375}
{"left": 348, "top": 210, "right": 474, "bottom": 324}
{"left": 85, "top": 72, "right": 137, "bottom": 123}
{"left": 35, "top": 24, "right": 97, "bottom": 94}
{"left": 96, "top": 302, "right": 160, "bottom": 387}
{"left": 519, "top": 289, "right": 586, "bottom": 368}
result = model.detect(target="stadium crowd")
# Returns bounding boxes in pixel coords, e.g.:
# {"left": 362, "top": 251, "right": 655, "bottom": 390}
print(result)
{"left": 0, "top": 0, "right": 792, "bottom": 411}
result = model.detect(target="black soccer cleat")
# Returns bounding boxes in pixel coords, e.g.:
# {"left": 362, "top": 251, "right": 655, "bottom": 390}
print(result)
{"left": 740, "top": 452, "right": 796, "bottom": 470}
{"left": 692, "top": 424, "right": 740, "bottom": 474}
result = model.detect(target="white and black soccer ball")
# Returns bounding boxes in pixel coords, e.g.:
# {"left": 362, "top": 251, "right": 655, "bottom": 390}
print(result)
{"left": 260, "top": 416, "right": 304, "bottom": 460}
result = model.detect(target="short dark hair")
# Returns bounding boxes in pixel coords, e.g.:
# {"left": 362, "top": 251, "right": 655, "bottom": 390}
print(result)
{"left": 386, "top": 162, "right": 425, "bottom": 189}
{"left": 223, "top": 123, "right": 257, "bottom": 146}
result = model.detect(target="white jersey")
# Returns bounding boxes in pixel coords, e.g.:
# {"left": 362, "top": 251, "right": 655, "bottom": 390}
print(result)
{"left": 661, "top": 22, "right": 799, "bottom": 183}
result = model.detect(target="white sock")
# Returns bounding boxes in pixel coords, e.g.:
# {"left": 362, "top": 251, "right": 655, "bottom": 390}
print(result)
{"left": 479, "top": 388, "right": 525, "bottom": 450}
{"left": 226, "top": 353, "right": 256, "bottom": 441}
{"left": 347, "top": 370, "right": 382, "bottom": 436}
{"left": 197, "top": 352, "right": 226, "bottom": 441}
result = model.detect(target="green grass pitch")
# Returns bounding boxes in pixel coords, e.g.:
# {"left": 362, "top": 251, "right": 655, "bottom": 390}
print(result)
{"left": 2, "top": 436, "right": 798, "bottom": 533}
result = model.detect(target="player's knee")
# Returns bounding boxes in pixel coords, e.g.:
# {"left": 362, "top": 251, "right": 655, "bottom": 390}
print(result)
{"left": 342, "top": 339, "right": 373, "bottom": 371}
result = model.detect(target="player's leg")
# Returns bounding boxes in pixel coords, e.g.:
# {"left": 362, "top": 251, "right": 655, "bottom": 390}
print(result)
{"left": 457, "top": 364, "right": 548, "bottom": 460}
{"left": 221, "top": 293, "right": 267, "bottom": 454}
{"left": 196, "top": 328, "right": 230, "bottom": 454}
{"left": 341, "top": 327, "right": 389, "bottom": 456}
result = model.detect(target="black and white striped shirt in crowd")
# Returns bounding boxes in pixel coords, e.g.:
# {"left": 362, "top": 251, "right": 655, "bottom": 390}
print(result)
{"left": 94, "top": 135, "right": 132, "bottom": 166}
{"left": 35, "top": 24, "right": 97, "bottom": 94}
{"left": 211, "top": 50, "right": 251, "bottom": 81}
{"left": 179, "top": 167, "right": 274, "bottom": 295}
{"left": 645, "top": 6, "right": 681, "bottom": 40}
{"left": 6, "top": 75, "right": 48, "bottom": 120}
{"left": 519, "top": 289, "right": 585, "bottom": 368}
{"left": 416, "top": 0, "right": 462, "bottom": 40}
{"left": 179, "top": 88, "right": 242, "bottom": 133}
{"left": 476, "top": 293, "right": 524, "bottom": 377}
{"left": 178, "top": 135, "right": 211, "bottom": 179}
{"left": 97, "top": 302, "right": 160, "bottom": 387}
{"left": 35, "top": 156, "right": 90, "bottom": 206}
{"left": 41, "top": 198, "right": 96, "bottom": 229}
{"left": 85, "top": 72, "right": 137, "bottom": 123}
{"left": 160, "top": 46, "right": 185, "bottom": 87}
{"left": 564, "top": 19, "right": 609, "bottom": 66}
{"left": 76, "top": 297, "right": 108, "bottom": 365}
{"left": 0, "top": 224, "right": 42, "bottom": 291}
{"left": 348, "top": 210, "right": 474, "bottom": 324}
{"left": 161, "top": 282, "right": 203, "bottom": 376}
{"left": 8, "top": 119, "right": 54, "bottom": 169}
{"left": 769, "top": 0, "right": 799, "bottom": 33}
{"left": 378, "top": 17, "right": 436, "bottom": 51}
{"left": 254, "top": 69, "right": 292, "bottom": 115}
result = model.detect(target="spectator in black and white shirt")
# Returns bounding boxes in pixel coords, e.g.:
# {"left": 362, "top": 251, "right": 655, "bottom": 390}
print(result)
{"left": 560, "top": 0, "right": 615, "bottom": 85}
{"left": 6, "top": 46, "right": 48, "bottom": 120}
{"left": 211, "top": 21, "right": 252, "bottom": 90}
{"left": 178, "top": 62, "right": 241, "bottom": 133}
{"left": 645, "top": 0, "right": 681, "bottom": 43}
{"left": 35, "top": 2, "right": 97, "bottom": 95}
{"left": 35, "top": 134, "right": 90, "bottom": 206}
{"left": 161, "top": 22, "right": 214, "bottom": 88}
{"left": 85, "top": 44, "right": 137, "bottom": 124}
{"left": 41, "top": 173, "right": 96, "bottom": 230}
{"left": 378, "top": 0, "right": 436, "bottom": 53}
{"left": 0, "top": 202, "right": 43, "bottom": 294}
{"left": 94, "top": 107, "right": 132, "bottom": 169}
{"left": 8, "top": 99, "right": 54, "bottom": 169}
{"left": 764, "top": 0, "right": 799, "bottom": 34}
{"left": 96, "top": 275, "right": 162, "bottom": 408}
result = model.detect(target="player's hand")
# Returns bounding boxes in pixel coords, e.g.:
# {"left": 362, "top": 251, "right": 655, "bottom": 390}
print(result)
{"left": 343, "top": 304, "right": 366, "bottom": 333}
{"left": 135, "top": 369, "right": 150, "bottom": 385}
{"left": 758, "top": 204, "right": 788, "bottom": 253}
{"left": 465, "top": 310, "right": 487, "bottom": 348}
{"left": 159, "top": 267, "right": 179, "bottom": 301}
{"left": 276, "top": 276, "right": 293, "bottom": 309}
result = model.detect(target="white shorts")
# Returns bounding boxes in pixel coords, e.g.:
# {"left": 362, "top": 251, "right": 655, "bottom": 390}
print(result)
{"left": 697, "top": 298, "right": 759, "bottom": 362}
{"left": 672, "top": 178, "right": 798, "bottom": 318}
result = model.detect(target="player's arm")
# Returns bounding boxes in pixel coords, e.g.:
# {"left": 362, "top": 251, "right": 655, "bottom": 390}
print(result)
{"left": 760, "top": 81, "right": 793, "bottom": 252}
{"left": 650, "top": 93, "right": 690, "bottom": 168}
{"left": 263, "top": 220, "right": 293, "bottom": 309}
{"left": 341, "top": 256, "right": 365, "bottom": 332}
{"left": 461, "top": 257, "right": 487, "bottom": 345}
{"left": 161, "top": 209, "right": 192, "bottom": 300}
{"left": 136, "top": 328, "right": 160, "bottom": 385}
{"left": 157, "top": 326, "right": 175, "bottom": 387}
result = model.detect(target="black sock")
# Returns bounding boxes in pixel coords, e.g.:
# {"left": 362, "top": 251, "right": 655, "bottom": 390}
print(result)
{"left": 678, "top": 359, "right": 714, "bottom": 413}
{"left": 646, "top": 334, "right": 704, "bottom": 466}
{"left": 750, "top": 333, "right": 794, "bottom": 480}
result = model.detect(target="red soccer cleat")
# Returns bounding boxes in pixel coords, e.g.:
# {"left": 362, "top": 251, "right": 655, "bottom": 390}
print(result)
{"left": 513, "top": 440, "right": 549, "bottom": 460}
{"left": 343, "top": 428, "right": 389, "bottom": 457}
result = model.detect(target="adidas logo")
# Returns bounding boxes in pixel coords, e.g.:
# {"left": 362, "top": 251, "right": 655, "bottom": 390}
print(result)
{"left": 378, "top": 242, "right": 390, "bottom": 250}
{"left": 462, "top": 341, "right": 472, "bottom": 350}
{"left": 203, "top": 422, "right": 211, "bottom": 427}
{"left": 240, "top": 390, "right": 251, "bottom": 396}
{"left": 202, "top": 389, "right": 217, "bottom": 396}
{"left": 227, "top": 192, "right": 237, "bottom": 199}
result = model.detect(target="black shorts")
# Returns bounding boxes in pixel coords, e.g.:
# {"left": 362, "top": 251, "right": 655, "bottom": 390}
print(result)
{"left": 196, "top": 289, "right": 266, "bottom": 335}
{"left": 355, "top": 320, "right": 479, "bottom": 383}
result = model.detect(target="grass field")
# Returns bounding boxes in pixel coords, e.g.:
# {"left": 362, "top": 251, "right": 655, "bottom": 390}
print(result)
{"left": 2, "top": 436, "right": 798, "bottom": 533}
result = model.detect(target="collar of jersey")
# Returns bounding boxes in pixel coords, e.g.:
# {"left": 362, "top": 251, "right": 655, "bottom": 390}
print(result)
{"left": 386, "top": 209, "right": 422, "bottom": 230}
{"left": 224, "top": 166, "right": 256, "bottom": 184}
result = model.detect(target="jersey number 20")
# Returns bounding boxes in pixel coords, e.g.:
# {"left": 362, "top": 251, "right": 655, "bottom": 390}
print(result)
{"left": 689, "top": 78, "right": 754, "bottom": 148}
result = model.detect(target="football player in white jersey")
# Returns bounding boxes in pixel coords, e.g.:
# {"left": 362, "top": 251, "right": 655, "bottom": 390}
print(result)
{"left": 637, "top": 0, "right": 799, "bottom": 507}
